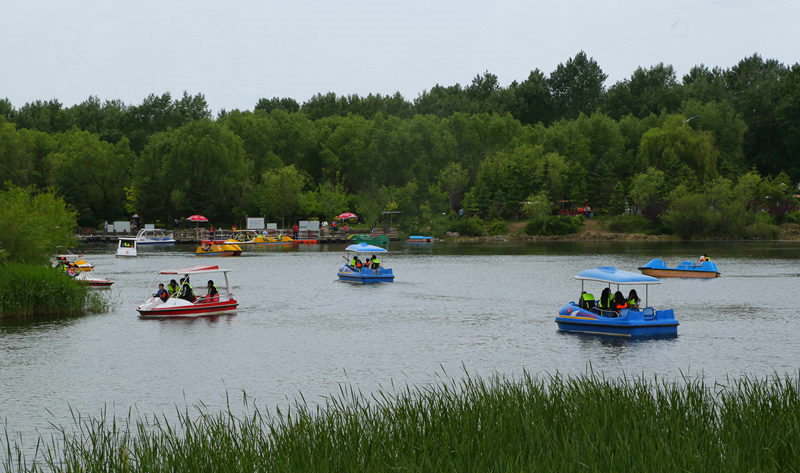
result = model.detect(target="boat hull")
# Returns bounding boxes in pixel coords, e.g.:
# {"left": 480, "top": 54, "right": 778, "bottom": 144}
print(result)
{"left": 81, "top": 279, "right": 114, "bottom": 287}
{"left": 337, "top": 266, "right": 394, "bottom": 284}
{"left": 555, "top": 304, "right": 678, "bottom": 337}
{"left": 138, "top": 300, "right": 238, "bottom": 318}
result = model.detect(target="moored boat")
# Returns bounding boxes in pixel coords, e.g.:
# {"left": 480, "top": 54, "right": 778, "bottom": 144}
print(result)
{"left": 223, "top": 230, "right": 293, "bottom": 246}
{"left": 407, "top": 235, "right": 434, "bottom": 243}
{"left": 555, "top": 266, "right": 678, "bottom": 338}
{"left": 337, "top": 243, "right": 394, "bottom": 284}
{"left": 137, "top": 265, "right": 238, "bottom": 318}
{"left": 638, "top": 258, "right": 720, "bottom": 278}
{"left": 346, "top": 233, "right": 389, "bottom": 248}
{"left": 196, "top": 240, "right": 242, "bottom": 256}
{"left": 134, "top": 228, "right": 176, "bottom": 245}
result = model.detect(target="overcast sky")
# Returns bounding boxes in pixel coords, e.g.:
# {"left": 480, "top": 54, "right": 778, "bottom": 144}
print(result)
{"left": 3, "top": 0, "right": 798, "bottom": 112}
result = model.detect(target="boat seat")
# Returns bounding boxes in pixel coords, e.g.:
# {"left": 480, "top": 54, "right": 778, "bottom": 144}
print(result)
{"left": 642, "top": 307, "right": 655, "bottom": 319}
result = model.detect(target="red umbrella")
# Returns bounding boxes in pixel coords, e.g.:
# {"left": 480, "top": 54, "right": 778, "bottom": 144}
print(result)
{"left": 336, "top": 212, "right": 357, "bottom": 220}
{"left": 188, "top": 215, "right": 209, "bottom": 222}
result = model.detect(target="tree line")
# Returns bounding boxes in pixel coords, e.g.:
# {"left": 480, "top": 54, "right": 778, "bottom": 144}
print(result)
{"left": 1, "top": 52, "right": 798, "bottom": 238}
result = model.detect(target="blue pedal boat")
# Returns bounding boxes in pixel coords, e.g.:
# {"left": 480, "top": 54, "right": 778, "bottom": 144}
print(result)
{"left": 338, "top": 243, "right": 395, "bottom": 284}
{"left": 555, "top": 266, "right": 678, "bottom": 338}
{"left": 639, "top": 258, "right": 720, "bottom": 279}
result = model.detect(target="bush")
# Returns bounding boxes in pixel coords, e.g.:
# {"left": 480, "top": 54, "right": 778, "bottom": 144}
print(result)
{"left": 604, "top": 215, "right": 665, "bottom": 234}
{"left": 450, "top": 216, "right": 485, "bottom": 237}
{"left": 0, "top": 263, "right": 109, "bottom": 318}
{"left": 742, "top": 222, "right": 781, "bottom": 239}
{"left": 488, "top": 220, "right": 509, "bottom": 235}
{"left": 525, "top": 216, "right": 583, "bottom": 236}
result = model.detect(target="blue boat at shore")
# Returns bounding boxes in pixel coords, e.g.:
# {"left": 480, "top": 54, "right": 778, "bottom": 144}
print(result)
{"left": 555, "top": 266, "right": 678, "bottom": 338}
{"left": 638, "top": 258, "right": 720, "bottom": 279}
{"left": 337, "top": 243, "right": 395, "bottom": 284}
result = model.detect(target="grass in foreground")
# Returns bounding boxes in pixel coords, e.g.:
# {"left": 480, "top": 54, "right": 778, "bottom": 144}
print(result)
{"left": 3, "top": 371, "right": 799, "bottom": 472}
{"left": 0, "top": 263, "right": 110, "bottom": 319}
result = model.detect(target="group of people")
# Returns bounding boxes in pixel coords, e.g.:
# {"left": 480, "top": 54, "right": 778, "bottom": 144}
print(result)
{"left": 349, "top": 254, "right": 381, "bottom": 271}
{"left": 579, "top": 288, "right": 641, "bottom": 315}
{"left": 57, "top": 257, "right": 80, "bottom": 278}
{"left": 153, "top": 278, "right": 219, "bottom": 304}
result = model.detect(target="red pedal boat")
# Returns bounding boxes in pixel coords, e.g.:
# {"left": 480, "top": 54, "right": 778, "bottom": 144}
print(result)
{"left": 137, "top": 265, "right": 238, "bottom": 319}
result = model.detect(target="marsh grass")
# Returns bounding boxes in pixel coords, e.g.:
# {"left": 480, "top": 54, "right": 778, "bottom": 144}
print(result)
{"left": 0, "top": 263, "right": 110, "bottom": 319}
{"left": 3, "top": 371, "right": 799, "bottom": 472}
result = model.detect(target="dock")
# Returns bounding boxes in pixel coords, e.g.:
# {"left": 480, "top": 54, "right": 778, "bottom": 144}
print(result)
{"left": 76, "top": 227, "right": 400, "bottom": 244}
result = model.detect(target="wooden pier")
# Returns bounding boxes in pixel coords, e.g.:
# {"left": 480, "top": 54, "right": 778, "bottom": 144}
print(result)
{"left": 76, "top": 227, "right": 399, "bottom": 244}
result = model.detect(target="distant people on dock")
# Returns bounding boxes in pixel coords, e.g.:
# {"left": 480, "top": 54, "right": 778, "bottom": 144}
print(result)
{"left": 331, "top": 220, "right": 338, "bottom": 232}
{"left": 292, "top": 223, "right": 299, "bottom": 239}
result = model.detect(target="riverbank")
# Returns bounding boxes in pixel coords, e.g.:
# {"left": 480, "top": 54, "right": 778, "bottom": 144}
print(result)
{"left": 5, "top": 371, "right": 797, "bottom": 472}
{"left": 444, "top": 220, "right": 800, "bottom": 242}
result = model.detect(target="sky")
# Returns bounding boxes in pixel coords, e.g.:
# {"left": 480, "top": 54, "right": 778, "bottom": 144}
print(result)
{"left": 2, "top": 0, "right": 798, "bottom": 113}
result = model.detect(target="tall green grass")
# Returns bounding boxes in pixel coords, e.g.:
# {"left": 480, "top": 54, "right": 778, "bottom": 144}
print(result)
{"left": 3, "top": 371, "right": 799, "bottom": 472}
{"left": 0, "top": 263, "right": 109, "bottom": 318}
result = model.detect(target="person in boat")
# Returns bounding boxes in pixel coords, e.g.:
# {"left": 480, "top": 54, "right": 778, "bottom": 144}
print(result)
{"left": 598, "top": 288, "right": 612, "bottom": 313}
{"left": 699, "top": 253, "right": 711, "bottom": 263}
{"left": 371, "top": 255, "right": 380, "bottom": 270}
{"left": 178, "top": 277, "right": 195, "bottom": 302}
{"left": 154, "top": 283, "right": 169, "bottom": 303}
{"left": 65, "top": 264, "right": 77, "bottom": 278}
{"left": 167, "top": 279, "right": 180, "bottom": 298}
{"left": 579, "top": 291, "right": 595, "bottom": 309}
{"left": 363, "top": 256, "right": 372, "bottom": 269}
{"left": 199, "top": 280, "right": 219, "bottom": 303}
{"left": 614, "top": 291, "right": 627, "bottom": 313}
{"left": 201, "top": 241, "right": 212, "bottom": 251}
{"left": 627, "top": 289, "right": 641, "bottom": 309}
{"left": 349, "top": 255, "right": 359, "bottom": 269}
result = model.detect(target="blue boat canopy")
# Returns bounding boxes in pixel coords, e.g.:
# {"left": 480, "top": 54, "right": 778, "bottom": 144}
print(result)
{"left": 575, "top": 266, "right": 660, "bottom": 285}
{"left": 345, "top": 242, "right": 388, "bottom": 253}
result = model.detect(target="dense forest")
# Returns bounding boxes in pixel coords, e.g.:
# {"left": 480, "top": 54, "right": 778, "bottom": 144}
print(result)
{"left": 2, "top": 52, "right": 799, "bottom": 238}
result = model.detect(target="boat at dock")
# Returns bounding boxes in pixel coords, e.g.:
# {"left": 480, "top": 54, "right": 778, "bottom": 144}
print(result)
{"left": 134, "top": 228, "right": 176, "bottom": 245}
{"left": 555, "top": 266, "right": 678, "bottom": 338}
{"left": 137, "top": 265, "right": 238, "bottom": 318}
{"left": 337, "top": 243, "right": 394, "bottom": 284}
{"left": 407, "top": 235, "right": 434, "bottom": 244}
{"left": 638, "top": 258, "right": 720, "bottom": 278}
{"left": 346, "top": 233, "right": 389, "bottom": 248}
{"left": 222, "top": 229, "right": 293, "bottom": 246}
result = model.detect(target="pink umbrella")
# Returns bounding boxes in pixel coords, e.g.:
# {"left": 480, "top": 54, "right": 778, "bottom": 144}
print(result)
{"left": 336, "top": 212, "right": 357, "bottom": 220}
{"left": 188, "top": 215, "right": 209, "bottom": 222}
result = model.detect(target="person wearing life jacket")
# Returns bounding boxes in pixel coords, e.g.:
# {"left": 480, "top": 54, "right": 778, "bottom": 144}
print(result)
{"left": 579, "top": 291, "right": 595, "bottom": 310}
{"left": 627, "top": 289, "right": 641, "bottom": 309}
{"left": 201, "top": 280, "right": 219, "bottom": 303}
{"left": 167, "top": 279, "right": 180, "bottom": 298}
{"left": 178, "top": 277, "right": 195, "bottom": 302}
{"left": 65, "top": 264, "right": 77, "bottom": 278}
{"left": 699, "top": 253, "right": 711, "bottom": 263}
{"left": 598, "top": 288, "right": 612, "bottom": 313}
{"left": 370, "top": 255, "right": 380, "bottom": 270}
{"left": 154, "top": 283, "right": 169, "bottom": 303}
{"left": 614, "top": 291, "right": 627, "bottom": 313}
{"left": 349, "top": 255, "right": 358, "bottom": 269}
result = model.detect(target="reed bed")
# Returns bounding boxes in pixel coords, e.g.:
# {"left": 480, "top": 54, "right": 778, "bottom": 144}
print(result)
{"left": 0, "top": 263, "right": 108, "bottom": 318}
{"left": 3, "top": 371, "right": 799, "bottom": 472}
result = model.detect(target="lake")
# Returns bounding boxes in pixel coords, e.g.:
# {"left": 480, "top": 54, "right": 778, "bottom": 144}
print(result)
{"left": 2, "top": 240, "right": 799, "bottom": 444}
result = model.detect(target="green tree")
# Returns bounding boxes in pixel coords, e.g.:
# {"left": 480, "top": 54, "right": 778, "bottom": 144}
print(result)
{"left": 629, "top": 168, "right": 665, "bottom": 218}
{"left": 47, "top": 130, "right": 134, "bottom": 225}
{"left": 135, "top": 119, "right": 251, "bottom": 223}
{"left": 637, "top": 115, "right": 719, "bottom": 182}
{"left": 255, "top": 165, "right": 308, "bottom": 226}
{"left": 438, "top": 162, "right": 470, "bottom": 212}
{"left": 548, "top": 51, "right": 608, "bottom": 120}
{"left": 0, "top": 186, "right": 77, "bottom": 265}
